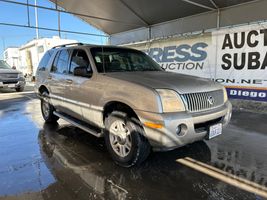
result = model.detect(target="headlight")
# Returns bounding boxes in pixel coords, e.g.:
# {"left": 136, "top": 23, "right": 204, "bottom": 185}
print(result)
{"left": 223, "top": 87, "right": 228, "bottom": 103}
{"left": 156, "top": 89, "right": 185, "bottom": 113}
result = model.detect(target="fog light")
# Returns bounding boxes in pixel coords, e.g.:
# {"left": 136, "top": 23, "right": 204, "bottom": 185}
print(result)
{"left": 176, "top": 124, "right": 187, "bottom": 136}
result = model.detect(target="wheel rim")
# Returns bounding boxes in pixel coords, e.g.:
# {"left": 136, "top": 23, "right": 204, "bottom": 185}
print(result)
{"left": 42, "top": 98, "right": 50, "bottom": 118}
{"left": 109, "top": 120, "right": 132, "bottom": 158}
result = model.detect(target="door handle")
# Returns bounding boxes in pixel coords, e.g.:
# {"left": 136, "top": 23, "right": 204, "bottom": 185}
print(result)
{"left": 47, "top": 75, "right": 52, "bottom": 80}
{"left": 66, "top": 79, "right": 73, "bottom": 84}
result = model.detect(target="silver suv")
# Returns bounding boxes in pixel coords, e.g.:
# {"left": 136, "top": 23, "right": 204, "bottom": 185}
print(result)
{"left": 0, "top": 60, "right": 25, "bottom": 92}
{"left": 35, "top": 43, "right": 232, "bottom": 167}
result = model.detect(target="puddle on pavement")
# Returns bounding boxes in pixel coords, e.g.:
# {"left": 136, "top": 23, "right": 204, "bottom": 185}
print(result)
{"left": 0, "top": 100, "right": 55, "bottom": 196}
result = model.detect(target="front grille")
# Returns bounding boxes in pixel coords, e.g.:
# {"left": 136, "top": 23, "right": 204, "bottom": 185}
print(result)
{"left": 0, "top": 73, "right": 18, "bottom": 79}
{"left": 3, "top": 81, "right": 18, "bottom": 84}
{"left": 181, "top": 90, "right": 224, "bottom": 112}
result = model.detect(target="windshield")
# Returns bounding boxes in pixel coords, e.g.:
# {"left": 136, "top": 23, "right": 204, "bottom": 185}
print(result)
{"left": 0, "top": 60, "right": 11, "bottom": 69}
{"left": 90, "top": 47, "right": 162, "bottom": 73}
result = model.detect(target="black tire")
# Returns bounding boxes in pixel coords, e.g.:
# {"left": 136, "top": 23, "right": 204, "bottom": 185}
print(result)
{"left": 104, "top": 111, "right": 151, "bottom": 167}
{"left": 41, "top": 92, "right": 59, "bottom": 123}
{"left": 15, "top": 87, "right": 24, "bottom": 92}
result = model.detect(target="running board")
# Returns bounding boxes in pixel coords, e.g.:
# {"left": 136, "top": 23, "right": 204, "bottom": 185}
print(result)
{"left": 53, "top": 111, "right": 103, "bottom": 138}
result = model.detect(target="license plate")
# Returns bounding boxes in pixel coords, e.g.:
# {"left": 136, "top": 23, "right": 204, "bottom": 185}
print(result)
{"left": 8, "top": 84, "right": 16, "bottom": 88}
{"left": 208, "top": 123, "right": 222, "bottom": 139}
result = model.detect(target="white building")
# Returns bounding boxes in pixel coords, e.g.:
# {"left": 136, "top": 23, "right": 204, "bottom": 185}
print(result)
{"left": 18, "top": 36, "right": 77, "bottom": 76}
{"left": 3, "top": 47, "right": 19, "bottom": 69}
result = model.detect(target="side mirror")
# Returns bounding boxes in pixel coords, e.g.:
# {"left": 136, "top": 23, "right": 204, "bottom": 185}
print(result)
{"left": 73, "top": 66, "right": 92, "bottom": 78}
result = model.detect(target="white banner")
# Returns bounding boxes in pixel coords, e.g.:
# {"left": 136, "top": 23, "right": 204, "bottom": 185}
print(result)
{"left": 130, "top": 34, "right": 214, "bottom": 79}
{"left": 212, "top": 24, "right": 267, "bottom": 101}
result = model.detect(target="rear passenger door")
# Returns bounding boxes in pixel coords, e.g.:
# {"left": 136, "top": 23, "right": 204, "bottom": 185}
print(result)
{"left": 62, "top": 48, "right": 93, "bottom": 120}
{"left": 48, "top": 49, "right": 71, "bottom": 110}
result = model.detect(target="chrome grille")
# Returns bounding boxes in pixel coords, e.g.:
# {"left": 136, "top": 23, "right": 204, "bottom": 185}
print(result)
{"left": 0, "top": 73, "right": 18, "bottom": 79}
{"left": 181, "top": 90, "right": 224, "bottom": 112}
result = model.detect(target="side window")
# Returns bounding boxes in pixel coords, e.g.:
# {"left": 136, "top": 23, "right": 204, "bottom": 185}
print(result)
{"left": 69, "top": 49, "right": 91, "bottom": 74}
{"left": 38, "top": 50, "right": 54, "bottom": 71}
{"left": 51, "top": 49, "right": 70, "bottom": 74}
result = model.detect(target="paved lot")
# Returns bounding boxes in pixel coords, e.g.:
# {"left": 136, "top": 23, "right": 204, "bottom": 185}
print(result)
{"left": 0, "top": 92, "right": 266, "bottom": 200}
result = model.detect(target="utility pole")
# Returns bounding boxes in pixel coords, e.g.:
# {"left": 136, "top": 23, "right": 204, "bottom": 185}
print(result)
{"left": 56, "top": 0, "right": 61, "bottom": 38}
{"left": 2, "top": 37, "right": 5, "bottom": 50}
{"left": 34, "top": 0, "right": 39, "bottom": 39}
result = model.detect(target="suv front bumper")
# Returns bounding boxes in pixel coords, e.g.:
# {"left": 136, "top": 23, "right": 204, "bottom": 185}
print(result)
{"left": 136, "top": 101, "right": 232, "bottom": 151}
{"left": 0, "top": 78, "right": 26, "bottom": 89}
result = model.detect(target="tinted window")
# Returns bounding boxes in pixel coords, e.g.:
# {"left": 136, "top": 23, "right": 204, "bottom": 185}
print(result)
{"left": 70, "top": 49, "right": 91, "bottom": 74}
{"left": 90, "top": 47, "right": 162, "bottom": 73}
{"left": 51, "top": 49, "right": 70, "bottom": 74}
{"left": 38, "top": 50, "right": 54, "bottom": 71}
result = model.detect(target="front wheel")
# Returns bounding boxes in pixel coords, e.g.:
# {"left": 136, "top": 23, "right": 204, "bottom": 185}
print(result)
{"left": 105, "top": 111, "right": 151, "bottom": 167}
{"left": 41, "top": 92, "right": 59, "bottom": 123}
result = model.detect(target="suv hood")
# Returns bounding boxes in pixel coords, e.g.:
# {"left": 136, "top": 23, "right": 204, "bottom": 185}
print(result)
{"left": 0, "top": 68, "right": 20, "bottom": 74}
{"left": 105, "top": 71, "right": 222, "bottom": 94}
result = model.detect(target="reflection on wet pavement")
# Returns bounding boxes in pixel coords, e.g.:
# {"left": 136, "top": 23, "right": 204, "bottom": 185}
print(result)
{"left": 0, "top": 93, "right": 267, "bottom": 200}
{"left": 0, "top": 97, "right": 55, "bottom": 197}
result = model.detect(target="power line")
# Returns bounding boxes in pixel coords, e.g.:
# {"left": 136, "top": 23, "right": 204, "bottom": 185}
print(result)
{"left": 0, "top": 22, "right": 109, "bottom": 37}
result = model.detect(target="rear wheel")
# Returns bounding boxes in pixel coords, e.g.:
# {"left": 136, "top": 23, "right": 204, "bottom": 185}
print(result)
{"left": 41, "top": 92, "right": 59, "bottom": 123}
{"left": 105, "top": 111, "right": 150, "bottom": 167}
{"left": 15, "top": 87, "right": 24, "bottom": 92}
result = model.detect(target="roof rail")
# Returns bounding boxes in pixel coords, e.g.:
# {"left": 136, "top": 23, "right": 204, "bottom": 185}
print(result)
{"left": 52, "top": 42, "right": 84, "bottom": 49}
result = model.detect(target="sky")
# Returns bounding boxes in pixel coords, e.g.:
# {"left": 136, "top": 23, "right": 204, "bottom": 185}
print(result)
{"left": 0, "top": 0, "right": 108, "bottom": 59}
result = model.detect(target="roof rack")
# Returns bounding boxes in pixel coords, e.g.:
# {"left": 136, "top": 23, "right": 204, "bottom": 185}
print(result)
{"left": 52, "top": 42, "right": 84, "bottom": 49}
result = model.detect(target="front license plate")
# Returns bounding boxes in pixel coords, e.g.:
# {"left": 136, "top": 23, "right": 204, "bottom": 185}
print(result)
{"left": 208, "top": 123, "right": 222, "bottom": 139}
{"left": 8, "top": 84, "right": 16, "bottom": 88}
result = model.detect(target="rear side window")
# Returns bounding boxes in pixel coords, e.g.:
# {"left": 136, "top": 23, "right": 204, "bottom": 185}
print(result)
{"left": 51, "top": 49, "right": 71, "bottom": 74}
{"left": 38, "top": 50, "right": 54, "bottom": 71}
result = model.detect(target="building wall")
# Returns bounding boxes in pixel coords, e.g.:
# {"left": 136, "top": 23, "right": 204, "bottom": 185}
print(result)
{"left": 3, "top": 48, "right": 19, "bottom": 69}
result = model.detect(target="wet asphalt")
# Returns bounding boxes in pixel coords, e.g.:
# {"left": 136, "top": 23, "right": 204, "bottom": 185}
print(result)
{"left": 0, "top": 91, "right": 266, "bottom": 200}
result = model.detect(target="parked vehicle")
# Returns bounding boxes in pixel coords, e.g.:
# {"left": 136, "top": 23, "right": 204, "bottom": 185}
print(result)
{"left": 0, "top": 60, "right": 25, "bottom": 92}
{"left": 35, "top": 43, "right": 232, "bottom": 167}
